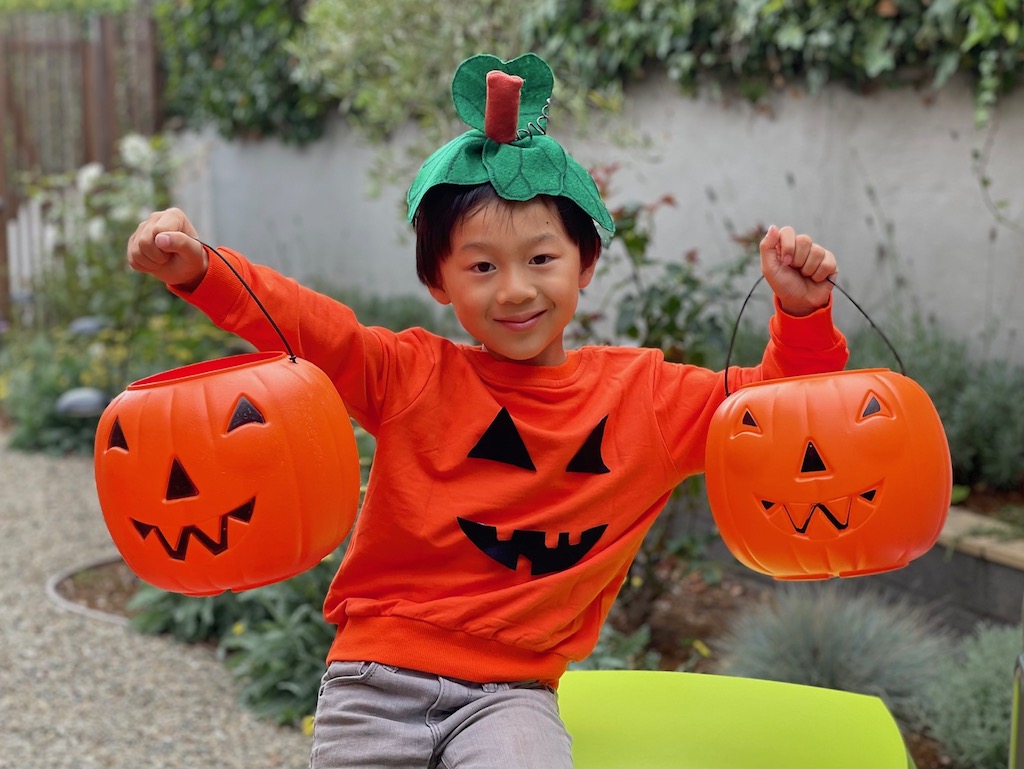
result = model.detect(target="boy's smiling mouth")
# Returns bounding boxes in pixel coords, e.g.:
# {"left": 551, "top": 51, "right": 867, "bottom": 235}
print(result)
{"left": 496, "top": 310, "right": 546, "bottom": 330}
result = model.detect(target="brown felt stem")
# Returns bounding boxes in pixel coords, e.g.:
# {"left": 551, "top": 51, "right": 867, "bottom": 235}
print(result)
{"left": 484, "top": 71, "right": 523, "bottom": 144}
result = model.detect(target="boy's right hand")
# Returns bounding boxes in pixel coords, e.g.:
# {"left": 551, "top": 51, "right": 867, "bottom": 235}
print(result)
{"left": 127, "top": 207, "right": 209, "bottom": 292}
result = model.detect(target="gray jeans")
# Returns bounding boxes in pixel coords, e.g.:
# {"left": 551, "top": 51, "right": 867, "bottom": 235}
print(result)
{"left": 309, "top": 661, "right": 574, "bottom": 769}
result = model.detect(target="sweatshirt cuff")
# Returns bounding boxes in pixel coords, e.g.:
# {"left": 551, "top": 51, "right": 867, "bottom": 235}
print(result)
{"left": 167, "top": 246, "right": 247, "bottom": 326}
{"left": 770, "top": 295, "right": 844, "bottom": 350}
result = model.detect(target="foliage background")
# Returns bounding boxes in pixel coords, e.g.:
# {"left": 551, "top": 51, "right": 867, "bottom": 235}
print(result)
{"left": 151, "top": 0, "right": 1024, "bottom": 146}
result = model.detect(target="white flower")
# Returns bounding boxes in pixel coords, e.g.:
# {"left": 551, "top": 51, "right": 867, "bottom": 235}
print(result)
{"left": 87, "top": 217, "right": 106, "bottom": 243}
{"left": 119, "top": 133, "right": 156, "bottom": 171}
{"left": 76, "top": 163, "right": 104, "bottom": 195}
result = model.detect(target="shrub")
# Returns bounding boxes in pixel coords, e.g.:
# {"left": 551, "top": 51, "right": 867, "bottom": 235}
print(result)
{"left": 921, "top": 622, "right": 1020, "bottom": 769}
{"left": 0, "top": 315, "right": 241, "bottom": 454}
{"left": 569, "top": 622, "right": 662, "bottom": 673}
{"left": 713, "top": 582, "right": 952, "bottom": 729}
{"left": 21, "top": 134, "right": 177, "bottom": 330}
{"left": 153, "top": 0, "right": 330, "bottom": 145}
{"left": 219, "top": 557, "right": 342, "bottom": 725}
{"left": 287, "top": 0, "right": 1024, "bottom": 145}
{"left": 847, "top": 313, "right": 1024, "bottom": 492}
{"left": 944, "top": 360, "right": 1024, "bottom": 491}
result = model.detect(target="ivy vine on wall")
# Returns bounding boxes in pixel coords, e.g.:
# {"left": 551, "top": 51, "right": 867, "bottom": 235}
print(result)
{"left": 53, "top": 0, "right": 1024, "bottom": 145}
{"left": 153, "top": 0, "right": 330, "bottom": 145}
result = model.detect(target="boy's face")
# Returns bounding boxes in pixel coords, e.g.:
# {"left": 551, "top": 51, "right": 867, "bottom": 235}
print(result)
{"left": 428, "top": 197, "right": 595, "bottom": 366}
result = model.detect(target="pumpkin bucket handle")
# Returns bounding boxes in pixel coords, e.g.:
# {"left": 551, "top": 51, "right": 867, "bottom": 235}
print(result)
{"left": 723, "top": 275, "right": 905, "bottom": 397}
{"left": 194, "top": 239, "right": 298, "bottom": 364}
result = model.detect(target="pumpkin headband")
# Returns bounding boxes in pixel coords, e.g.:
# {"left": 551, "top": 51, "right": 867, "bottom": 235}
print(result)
{"left": 406, "top": 53, "right": 616, "bottom": 237}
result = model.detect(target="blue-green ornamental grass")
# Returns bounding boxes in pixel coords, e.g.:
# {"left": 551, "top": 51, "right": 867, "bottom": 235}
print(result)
{"left": 712, "top": 582, "right": 953, "bottom": 730}
{"left": 921, "top": 622, "right": 1019, "bottom": 769}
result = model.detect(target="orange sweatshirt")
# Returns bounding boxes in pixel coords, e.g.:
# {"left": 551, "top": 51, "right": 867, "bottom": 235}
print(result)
{"left": 176, "top": 248, "right": 849, "bottom": 685}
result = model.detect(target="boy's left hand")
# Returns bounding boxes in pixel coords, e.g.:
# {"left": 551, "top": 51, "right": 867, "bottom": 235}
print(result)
{"left": 760, "top": 225, "right": 837, "bottom": 316}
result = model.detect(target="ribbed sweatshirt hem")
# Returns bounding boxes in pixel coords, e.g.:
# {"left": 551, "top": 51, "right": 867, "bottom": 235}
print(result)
{"left": 328, "top": 616, "right": 570, "bottom": 687}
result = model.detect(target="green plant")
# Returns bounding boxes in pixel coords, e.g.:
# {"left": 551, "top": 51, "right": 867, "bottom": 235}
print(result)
{"left": 846, "top": 310, "right": 1024, "bottom": 494}
{"left": 0, "top": 314, "right": 241, "bottom": 454}
{"left": 921, "top": 622, "right": 1019, "bottom": 769}
{"left": 944, "top": 359, "right": 1024, "bottom": 491}
{"left": 219, "top": 557, "right": 342, "bottom": 725}
{"left": 154, "top": 0, "right": 329, "bottom": 145}
{"left": 23, "top": 134, "right": 177, "bottom": 330}
{"left": 307, "top": 283, "right": 459, "bottom": 339}
{"left": 284, "top": 0, "right": 1024, "bottom": 147}
{"left": 569, "top": 622, "right": 663, "bottom": 672}
{"left": 713, "top": 582, "right": 952, "bottom": 729}
{"left": 128, "top": 578, "right": 273, "bottom": 644}
{"left": 0, "top": 0, "right": 134, "bottom": 13}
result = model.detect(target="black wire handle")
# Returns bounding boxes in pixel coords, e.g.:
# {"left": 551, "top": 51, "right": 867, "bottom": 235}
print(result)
{"left": 194, "top": 238, "right": 298, "bottom": 364}
{"left": 723, "top": 275, "right": 905, "bottom": 398}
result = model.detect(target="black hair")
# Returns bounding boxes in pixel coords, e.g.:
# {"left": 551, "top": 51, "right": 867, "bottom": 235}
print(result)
{"left": 413, "top": 183, "right": 602, "bottom": 288}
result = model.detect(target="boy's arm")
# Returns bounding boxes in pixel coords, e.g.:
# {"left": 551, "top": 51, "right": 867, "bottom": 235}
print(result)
{"left": 655, "top": 293, "right": 848, "bottom": 479}
{"left": 166, "top": 245, "right": 428, "bottom": 433}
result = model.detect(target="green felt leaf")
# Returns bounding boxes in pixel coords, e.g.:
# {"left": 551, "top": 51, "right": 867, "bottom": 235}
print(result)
{"left": 484, "top": 137, "right": 615, "bottom": 234}
{"left": 452, "top": 53, "right": 554, "bottom": 134}
{"left": 406, "top": 54, "right": 614, "bottom": 236}
{"left": 406, "top": 131, "right": 490, "bottom": 219}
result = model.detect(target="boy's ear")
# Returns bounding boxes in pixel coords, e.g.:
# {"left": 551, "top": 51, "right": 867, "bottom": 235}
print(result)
{"left": 428, "top": 284, "right": 452, "bottom": 305}
{"left": 578, "top": 261, "right": 597, "bottom": 290}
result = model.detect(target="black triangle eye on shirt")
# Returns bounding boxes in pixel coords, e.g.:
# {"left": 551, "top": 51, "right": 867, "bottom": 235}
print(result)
{"left": 468, "top": 408, "right": 611, "bottom": 475}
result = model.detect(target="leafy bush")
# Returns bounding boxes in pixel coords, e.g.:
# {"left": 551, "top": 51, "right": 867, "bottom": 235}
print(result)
{"left": 284, "top": 0, "right": 1024, "bottom": 145}
{"left": 154, "top": 0, "right": 329, "bottom": 145}
{"left": 0, "top": 315, "right": 241, "bottom": 454}
{"left": 848, "top": 314, "right": 1024, "bottom": 492}
{"left": 0, "top": 0, "right": 134, "bottom": 12}
{"left": 22, "top": 134, "right": 177, "bottom": 330}
{"left": 307, "top": 283, "right": 459, "bottom": 339}
{"left": 289, "top": 0, "right": 528, "bottom": 144}
{"left": 713, "top": 582, "right": 952, "bottom": 729}
{"left": 920, "top": 622, "right": 1019, "bottom": 769}
{"left": 944, "top": 360, "right": 1024, "bottom": 491}
{"left": 219, "top": 558, "right": 342, "bottom": 725}
{"left": 569, "top": 622, "right": 663, "bottom": 672}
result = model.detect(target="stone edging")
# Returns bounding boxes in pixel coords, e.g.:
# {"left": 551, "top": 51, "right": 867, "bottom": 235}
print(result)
{"left": 940, "top": 506, "right": 1024, "bottom": 571}
{"left": 44, "top": 553, "right": 132, "bottom": 627}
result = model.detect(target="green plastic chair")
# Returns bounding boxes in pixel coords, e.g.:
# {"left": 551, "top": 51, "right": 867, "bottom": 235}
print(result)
{"left": 558, "top": 670, "right": 913, "bottom": 768}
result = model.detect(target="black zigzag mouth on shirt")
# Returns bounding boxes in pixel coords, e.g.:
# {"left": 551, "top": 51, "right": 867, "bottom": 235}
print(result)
{"left": 130, "top": 498, "right": 255, "bottom": 560}
{"left": 458, "top": 518, "right": 609, "bottom": 576}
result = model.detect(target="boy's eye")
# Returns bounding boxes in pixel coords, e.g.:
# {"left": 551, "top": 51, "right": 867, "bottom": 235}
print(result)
{"left": 471, "top": 262, "right": 495, "bottom": 274}
{"left": 530, "top": 254, "right": 554, "bottom": 265}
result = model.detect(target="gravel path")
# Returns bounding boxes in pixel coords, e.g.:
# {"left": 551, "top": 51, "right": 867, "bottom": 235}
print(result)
{"left": 0, "top": 433, "right": 312, "bottom": 769}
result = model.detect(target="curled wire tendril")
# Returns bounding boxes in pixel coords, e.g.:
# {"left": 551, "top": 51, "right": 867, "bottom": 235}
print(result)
{"left": 516, "top": 99, "right": 551, "bottom": 141}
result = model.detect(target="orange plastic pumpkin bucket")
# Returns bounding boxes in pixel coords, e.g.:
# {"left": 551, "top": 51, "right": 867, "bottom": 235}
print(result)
{"left": 705, "top": 368, "right": 951, "bottom": 579}
{"left": 95, "top": 351, "right": 361, "bottom": 596}
{"left": 94, "top": 241, "right": 360, "bottom": 596}
{"left": 705, "top": 278, "right": 952, "bottom": 580}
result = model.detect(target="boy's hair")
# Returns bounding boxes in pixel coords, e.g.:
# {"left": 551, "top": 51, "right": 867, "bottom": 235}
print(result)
{"left": 414, "top": 183, "right": 602, "bottom": 288}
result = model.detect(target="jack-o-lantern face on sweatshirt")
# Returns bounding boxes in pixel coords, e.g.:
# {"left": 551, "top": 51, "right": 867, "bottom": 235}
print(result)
{"left": 458, "top": 407, "right": 610, "bottom": 576}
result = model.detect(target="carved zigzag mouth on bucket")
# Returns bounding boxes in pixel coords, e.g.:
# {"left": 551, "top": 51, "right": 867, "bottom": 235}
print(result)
{"left": 759, "top": 488, "right": 879, "bottom": 537}
{"left": 130, "top": 498, "right": 255, "bottom": 560}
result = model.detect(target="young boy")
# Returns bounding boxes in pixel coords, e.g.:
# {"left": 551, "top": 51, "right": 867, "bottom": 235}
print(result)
{"left": 127, "top": 54, "right": 847, "bottom": 769}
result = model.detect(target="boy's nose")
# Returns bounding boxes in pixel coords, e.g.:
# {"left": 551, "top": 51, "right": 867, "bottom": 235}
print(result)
{"left": 496, "top": 270, "right": 537, "bottom": 304}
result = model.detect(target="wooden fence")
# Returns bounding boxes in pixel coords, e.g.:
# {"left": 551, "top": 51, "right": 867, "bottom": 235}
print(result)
{"left": 0, "top": 7, "right": 161, "bottom": 325}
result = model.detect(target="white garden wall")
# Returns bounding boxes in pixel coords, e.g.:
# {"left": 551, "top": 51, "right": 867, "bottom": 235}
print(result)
{"left": 172, "top": 75, "right": 1024, "bottom": 363}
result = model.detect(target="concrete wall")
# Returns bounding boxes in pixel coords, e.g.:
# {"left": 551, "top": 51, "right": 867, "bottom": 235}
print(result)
{"left": 172, "top": 75, "right": 1024, "bottom": 362}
